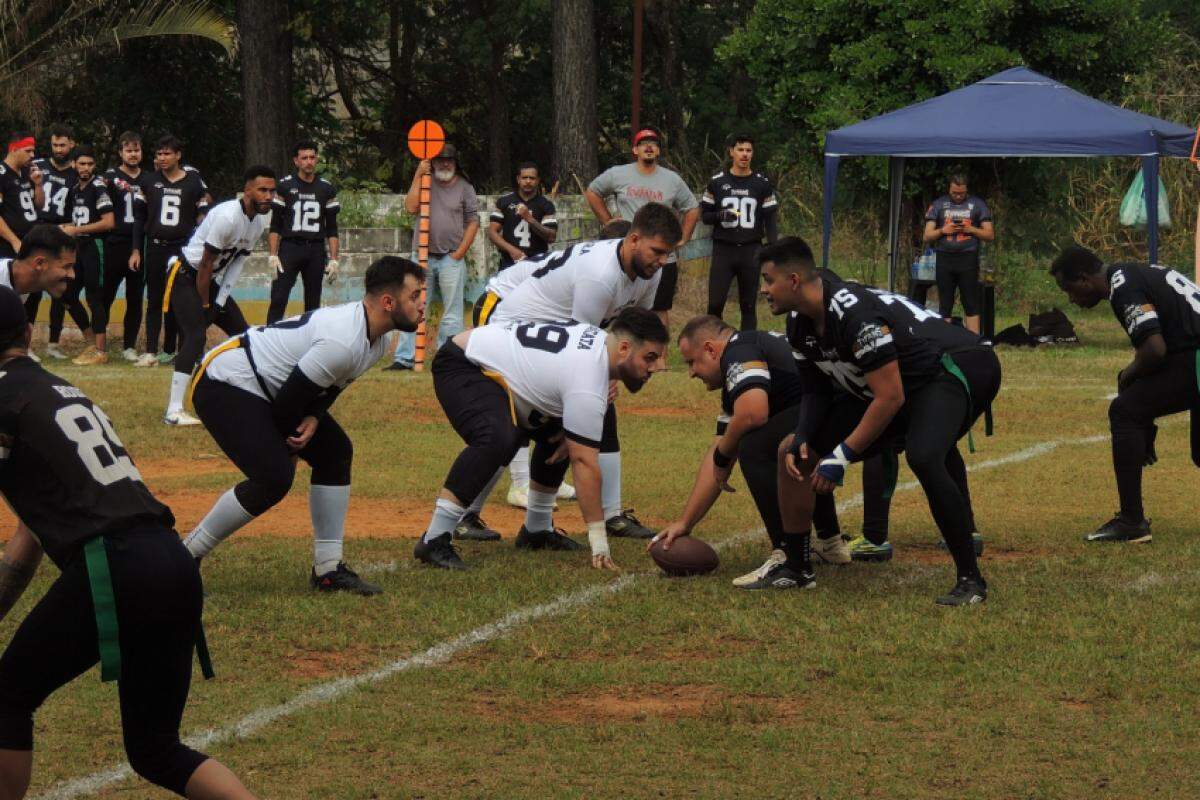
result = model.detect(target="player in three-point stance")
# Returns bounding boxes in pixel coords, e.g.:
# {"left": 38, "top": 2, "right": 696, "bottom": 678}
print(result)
{"left": 183, "top": 257, "right": 425, "bottom": 595}
{"left": 761, "top": 237, "right": 1001, "bottom": 605}
{"left": 0, "top": 286, "right": 257, "bottom": 798}
{"left": 1050, "top": 246, "right": 1200, "bottom": 543}
{"left": 415, "top": 307, "right": 668, "bottom": 571}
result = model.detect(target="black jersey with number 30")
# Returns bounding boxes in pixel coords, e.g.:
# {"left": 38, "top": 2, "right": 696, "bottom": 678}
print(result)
{"left": 786, "top": 276, "right": 981, "bottom": 401}
{"left": 1107, "top": 262, "right": 1200, "bottom": 354}
{"left": 700, "top": 171, "right": 777, "bottom": 245}
{"left": 0, "top": 358, "right": 173, "bottom": 568}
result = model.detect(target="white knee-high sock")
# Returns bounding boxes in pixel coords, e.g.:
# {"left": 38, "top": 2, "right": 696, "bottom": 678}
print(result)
{"left": 310, "top": 484, "right": 350, "bottom": 575}
{"left": 423, "top": 498, "right": 465, "bottom": 543}
{"left": 508, "top": 446, "right": 531, "bottom": 487}
{"left": 184, "top": 489, "right": 254, "bottom": 558}
{"left": 166, "top": 371, "right": 190, "bottom": 415}
{"left": 524, "top": 488, "right": 556, "bottom": 532}
{"left": 467, "top": 467, "right": 504, "bottom": 515}
{"left": 599, "top": 452, "right": 622, "bottom": 520}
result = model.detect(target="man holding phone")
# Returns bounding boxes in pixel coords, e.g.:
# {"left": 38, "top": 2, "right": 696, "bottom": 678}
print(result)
{"left": 922, "top": 174, "right": 994, "bottom": 334}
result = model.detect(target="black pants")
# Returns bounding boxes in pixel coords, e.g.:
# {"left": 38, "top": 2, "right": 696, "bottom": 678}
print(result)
{"left": 812, "top": 348, "right": 1001, "bottom": 579}
{"left": 1109, "top": 349, "right": 1200, "bottom": 521}
{"left": 652, "top": 261, "right": 679, "bottom": 312}
{"left": 935, "top": 250, "right": 980, "bottom": 317}
{"left": 144, "top": 240, "right": 183, "bottom": 355}
{"left": 193, "top": 375, "right": 353, "bottom": 516}
{"left": 707, "top": 240, "right": 761, "bottom": 330}
{"left": 171, "top": 271, "right": 249, "bottom": 378}
{"left": 0, "top": 527, "right": 209, "bottom": 796}
{"left": 103, "top": 237, "right": 145, "bottom": 350}
{"left": 267, "top": 239, "right": 326, "bottom": 324}
{"left": 433, "top": 341, "right": 567, "bottom": 504}
{"left": 51, "top": 239, "right": 106, "bottom": 340}
{"left": 858, "top": 438, "right": 977, "bottom": 545}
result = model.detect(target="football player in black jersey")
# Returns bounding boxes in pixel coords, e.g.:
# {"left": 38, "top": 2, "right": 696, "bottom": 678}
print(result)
{"left": 486, "top": 162, "right": 558, "bottom": 270}
{"left": 59, "top": 147, "right": 115, "bottom": 365}
{"left": 30, "top": 126, "right": 77, "bottom": 353}
{"left": 103, "top": 131, "right": 154, "bottom": 362}
{"left": 1051, "top": 246, "right": 1200, "bottom": 543}
{"left": 132, "top": 135, "right": 210, "bottom": 368}
{"left": 0, "top": 286, "right": 258, "bottom": 798}
{"left": 699, "top": 134, "right": 778, "bottom": 331}
{"left": 760, "top": 237, "right": 1001, "bottom": 605}
{"left": 265, "top": 140, "right": 341, "bottom": 324}
{"left": 0, "top": 133, "right": 46, "bottom": 341}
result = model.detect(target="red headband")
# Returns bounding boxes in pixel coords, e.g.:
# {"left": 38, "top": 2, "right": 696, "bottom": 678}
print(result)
{"left": 7, "top": 137, "right": 33, "bottom": 152}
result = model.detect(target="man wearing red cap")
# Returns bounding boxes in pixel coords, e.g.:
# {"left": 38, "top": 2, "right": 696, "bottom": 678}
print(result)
{"left": 585, "top": 126, "right": 699, "bottom": 329}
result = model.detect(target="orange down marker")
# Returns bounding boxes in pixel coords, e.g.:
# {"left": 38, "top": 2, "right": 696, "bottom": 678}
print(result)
{"left": 407, "top": 120, "right": 445, "bottom": 371}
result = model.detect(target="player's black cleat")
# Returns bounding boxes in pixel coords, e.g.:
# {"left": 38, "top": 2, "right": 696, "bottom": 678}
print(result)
{"left": 514, "top": 525, "right": 586, "bottom": 551}
{"left": 606, "top": 508, "right": 655, "bottom": 540}
{"left": 737, "top": 562, "right": 816, "bottom": 591}
{"left": 414, "top": 533, "right": 468, "bottom": 570}
{"left": 935, "top": 575, "right": 988, "bottom": 606}
{"left": 453, "top": 512, "right": 502, "bottom": 542}
{"left": 1085, "top": 515, "right": 1152, "bottom": 543}
{"left": 310, "top": 562, "right": 383, "bottom": 596}
{"left": 937, "top": 531, "right": 985, "bottom": 556}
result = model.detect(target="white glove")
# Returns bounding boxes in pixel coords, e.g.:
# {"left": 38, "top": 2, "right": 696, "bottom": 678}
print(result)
{"left": 268, "top": 255, "right": 283, "bottom": 275}
{"left": 325, "top": 259, "right": 339, "bottom": 281}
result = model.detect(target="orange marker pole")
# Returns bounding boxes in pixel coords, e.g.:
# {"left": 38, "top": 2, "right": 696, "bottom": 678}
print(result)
{"left": 406, "top": 120, "right": 445, "bottom": 372}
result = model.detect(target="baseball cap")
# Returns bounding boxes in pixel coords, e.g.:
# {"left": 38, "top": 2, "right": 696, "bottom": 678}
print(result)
{"left": 432, "top": 143, "right": 458, "bottom": 162}
{"left": 632, "top": 126, "right": 662, "bottom": 146}
{"left": 0, "top": 286, "right": 26, "bottom": 331}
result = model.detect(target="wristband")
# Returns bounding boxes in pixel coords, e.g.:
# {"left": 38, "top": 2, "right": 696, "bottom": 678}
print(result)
{"left": 587, "top": 520, "right": 610, "bottom": 558}
{"left": 712, "top": 447, "right": 734, "bottom": 470}
{"left": 816, "top": 442, "right": 860, "bottom": 487}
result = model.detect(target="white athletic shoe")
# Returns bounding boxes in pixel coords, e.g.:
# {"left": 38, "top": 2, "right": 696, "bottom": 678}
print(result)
{"left": 122, "top": 348, "right": 139, "bottom": 362}
{"left": 506, "top": 483, "right": 529, "bottom": 509}
{"left": 45, "top": 344, "right": 67, "bottom": 360}
{"left": 731, "top": 549, "right": 786, "bottom": 587}
{"left": 163, "top": 410, "right": 201, "bottom": 426}
{"left": 811, "top": 532, "right": 852, "bottom": 565}
{"left": 556, "top": 482, "right": 577, "bottom": 501}
{"left": 134, "top": 352, "right": 158, "bottom": 368}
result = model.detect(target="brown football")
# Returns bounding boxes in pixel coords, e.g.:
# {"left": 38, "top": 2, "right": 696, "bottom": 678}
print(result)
{"left": 649, "top": 536, "right": 719, "bottom": 577}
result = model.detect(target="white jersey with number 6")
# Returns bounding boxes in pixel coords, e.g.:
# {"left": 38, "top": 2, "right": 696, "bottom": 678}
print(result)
{"left": 205, "top": 301, "right": 396, "bottom": 402}
{"left": 464, "top": 320, "right": 610, "bottom": 447}
{"left": 489, "top": 238, "right": 660, "bottom": 327}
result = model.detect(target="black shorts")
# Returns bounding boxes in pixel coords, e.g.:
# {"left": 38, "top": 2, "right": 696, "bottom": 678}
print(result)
{"left": 652, "top": 261, "right": 679, "bottom": 312}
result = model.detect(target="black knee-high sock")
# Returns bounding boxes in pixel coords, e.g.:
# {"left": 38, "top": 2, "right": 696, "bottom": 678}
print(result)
{"left": 780, "top": 530, "right": 811, "bottom": 572}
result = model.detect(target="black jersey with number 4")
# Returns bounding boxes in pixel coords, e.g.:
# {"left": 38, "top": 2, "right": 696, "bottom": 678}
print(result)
{"left": 716, "top": 330, "right": 805, "bottom": 434}
{"left": 32, "top": 158, "right": 76, "bottom": 224}
{"left": 269, "top": 174, "right": 340, "bottom": 241}
{"left": 0, "top": 358, "right": 173, "bottom": 568}
{"left": 490, "top": 192, "right": 557, "bottom": 267}
{"left": 68, "top": 178, "right": 114, "bottom": 240}
{"left": 103, "top": 167, "right": 152, "bottom": 241}
{"left": 143, "top": 167, "right": 209, "bottom": 241}
{"left": 700, "top": 171, "right": 778, "bottom": 245}
{"left": 0, "top": 163, "right": 39, "bottom": 240}
{"left": 786, "top": 276, "right": 981, "bottom": 401}
{"left": 1107, "top": 263, "right": 1200, "bottom": 354}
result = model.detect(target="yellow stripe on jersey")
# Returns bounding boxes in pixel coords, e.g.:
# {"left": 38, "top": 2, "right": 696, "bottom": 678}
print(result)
{"left": 162, "top": 257, "right": 184, "bottom": 314}
{"left": 476, "top": 291, "right": 501, "bottom": 326}
{"left": 482, "top": 369, "right": 518, "bottom": 426}
{"left": 186, "top": 337, "right": 243, "bottom": 409}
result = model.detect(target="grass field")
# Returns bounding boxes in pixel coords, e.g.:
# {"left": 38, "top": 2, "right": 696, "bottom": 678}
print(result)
{"left": 4, "top": 295, "right": 1200, "bottom": 799}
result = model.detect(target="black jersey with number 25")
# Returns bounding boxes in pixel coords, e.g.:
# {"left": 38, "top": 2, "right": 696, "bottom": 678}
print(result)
{"left": 1107, "top": 262, "right": 1200, "bottom": 353}
{"left": 0, "top": 358, "right": 173, "bottom": 568}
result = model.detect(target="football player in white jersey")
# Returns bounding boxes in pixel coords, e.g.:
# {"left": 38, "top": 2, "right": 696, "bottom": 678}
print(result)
{"left": 162, "top": 166, "right": 276, "bottom": 426}
{"left": 183, "top": 257, "right": 425, "bottom": 594}
{"left": 415, "top": 307, "right": 668, "bottom": 570}
{"left": 463, "top": 203, "right": 681, "bottom": 543}
{"left": 0, "top": 224, "right": 76, "bottom": 301}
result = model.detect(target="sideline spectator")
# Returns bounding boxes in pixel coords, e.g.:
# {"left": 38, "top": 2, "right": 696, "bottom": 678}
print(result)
{"left": 585, "top": 125, "right": 698, "bottom": 329}
{"left": 389, "top": 143, "right": 478, "bottom": 370}
{"left": 487, "top": 162, "right": 557, "bottom": 270}
{"left": 922, "top": 173, "right": 994, "bottom": 333}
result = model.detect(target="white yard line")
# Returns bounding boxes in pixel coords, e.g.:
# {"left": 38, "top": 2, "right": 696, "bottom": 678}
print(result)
{"left": 32, "top": 431, "right": 1111, "bottom": 799}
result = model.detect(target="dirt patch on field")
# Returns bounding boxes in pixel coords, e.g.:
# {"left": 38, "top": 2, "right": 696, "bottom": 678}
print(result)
{"left": 621, "top": 406, "right": 697, "bottom": 419}
{"left": 283, "top": 645, "right": 376, "bottom": 679}
{"left": 137, "top": 456, "right": 239, "bottom": 479}
{"left": 522, "top": 684, "right": 805, "bottom": 725}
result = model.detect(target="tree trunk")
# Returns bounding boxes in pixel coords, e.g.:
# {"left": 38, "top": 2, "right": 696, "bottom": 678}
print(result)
{"left": 487, "top": 32, "right": 512, "bottom": 189}
{"left": 645, "top": 0, "right": 686, "bottom": 156}
{"left": 552, "top": 0, "right": 598, "bottom": 189}
{"left": 237, "top": 0, "right": 294, "bottom": 174}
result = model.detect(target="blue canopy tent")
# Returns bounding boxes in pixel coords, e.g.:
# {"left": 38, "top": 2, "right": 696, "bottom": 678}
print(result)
{"left": 822, "top": 67, "right": 1197, "bottom": 291}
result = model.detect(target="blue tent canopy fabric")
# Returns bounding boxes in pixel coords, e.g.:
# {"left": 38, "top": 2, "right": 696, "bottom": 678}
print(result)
{"left": 821, "top": 67, "right": 1196, "bottom": 278}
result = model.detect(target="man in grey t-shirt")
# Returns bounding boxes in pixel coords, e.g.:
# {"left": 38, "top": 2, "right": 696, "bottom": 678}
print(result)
{"left": 585, "top": 126, "right": 699, "bottom": 328}
{"left": 390, "top": 143, "right": 479, "bottom": 369}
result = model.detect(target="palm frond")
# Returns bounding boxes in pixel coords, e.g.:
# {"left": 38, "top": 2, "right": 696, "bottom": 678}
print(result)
{"left": 105, "top": 0, "right": 236, "bottom": 57}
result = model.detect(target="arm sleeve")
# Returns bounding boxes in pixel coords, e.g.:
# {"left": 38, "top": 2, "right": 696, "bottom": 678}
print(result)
{"left": 462, "top": 184, "right": 479, "bottom": 226}
{"left": 764, "top": 207, "right": 779, "bottom": 243}
{"left": 1109, "top": 269, "right": 1161, "bottom": 347}
{"left": 844, "top": 309, "right": 899, "bottom": 373}
{"left": 587, "top": 168, "right": 613, "bottom": 197}
{"left": 793, "top": 358, "right": 835, "bottom": 445}
{"left": 93, "top": 183, "right": 113, "bottom": 212}
{"left": 570, "top": 278, "right": 617, "bottom": 326}
{"left": 722, "top": 339, "right": 772, "bottom": 406}
{"left": 270, "top": 195, "right": 286, "bottom": 234}
{"left": 924, "top": 200, "right": 940, "bottom": 223}
{"left": 131, "top": 191, "right": 145, "bottom": 246}
{"left": 271, "top": 367, "right": 329, "bottom": 434}
{"left": 673, "top": 175, "right": 699, "bottom": 212}
{"left": 324, "top": 189, "right": 339, "bottom": 238}
{"left": 975, "top": 197, "right": 992, "bottom": 223}
{"left": 542, "top": 198, "right": 557, "bottom": 228}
